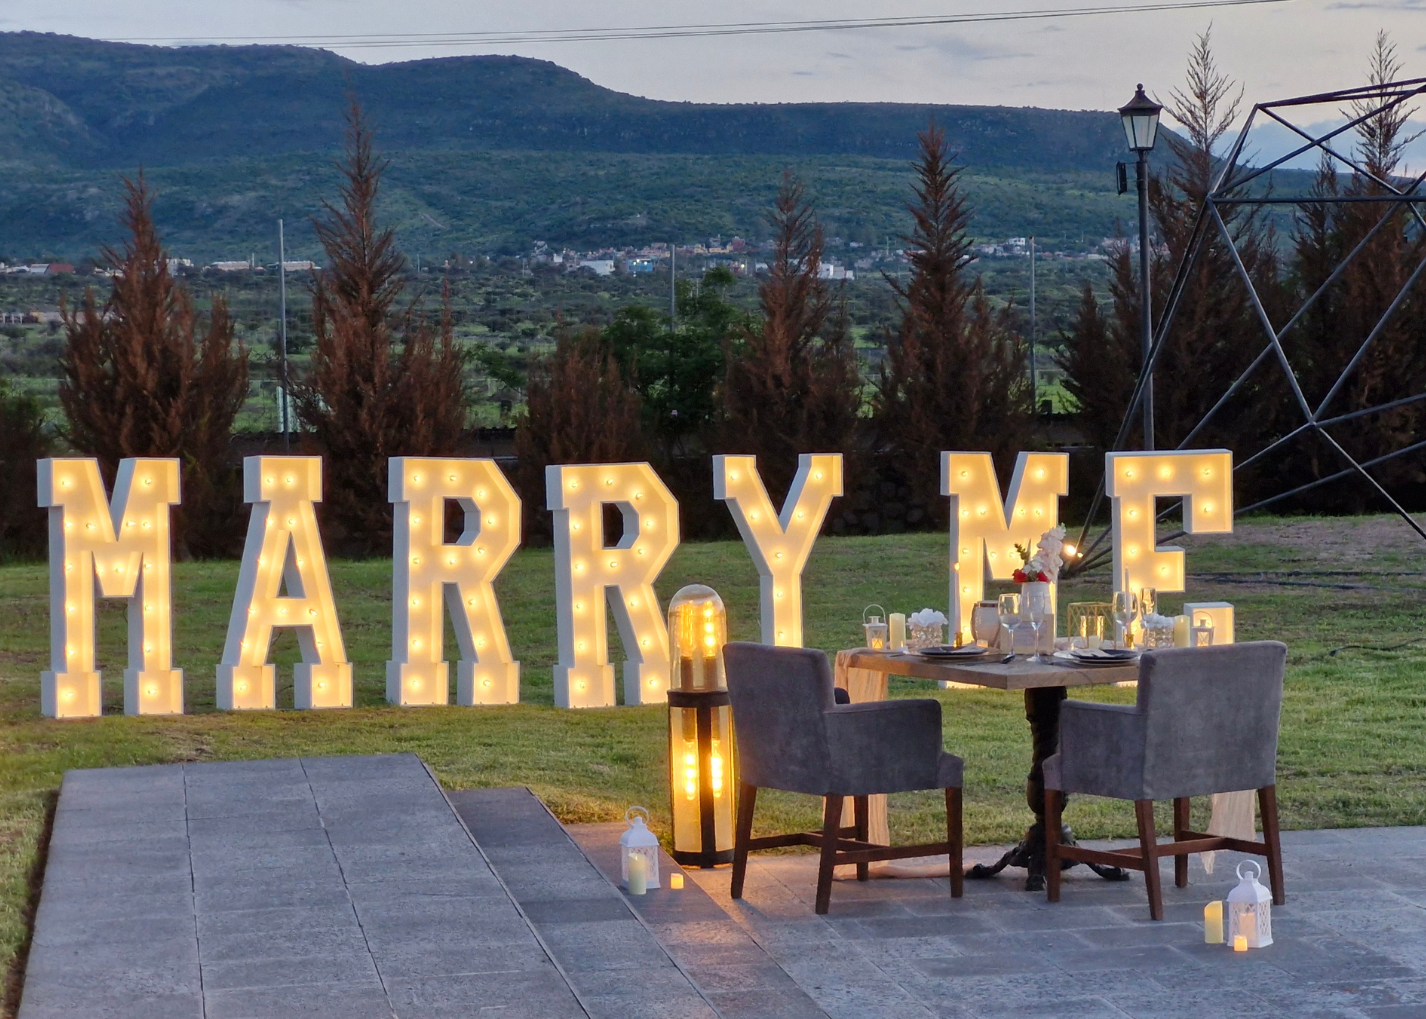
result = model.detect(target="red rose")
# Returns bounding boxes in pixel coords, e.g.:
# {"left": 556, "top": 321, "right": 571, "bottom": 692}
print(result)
{"left": 1012, "top": 569, "right": 1027, "bottom": 583}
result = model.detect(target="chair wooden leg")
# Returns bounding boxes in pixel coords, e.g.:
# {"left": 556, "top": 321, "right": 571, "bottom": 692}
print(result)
{"left": 1173, "top": 797, "right": 1191, "bottom": 889}
{"left": 1135, "top": 799, "right": 1163, "bottom": 921}
{"left": 946, "top": 787, "right": 963, "bottom": 898}
{"left": 815, "top": 795, "right": 843, "bottom": 915}
{"left": 854, "top": 796, "right": 870, "bottom": 881}
{"left": 731, "top": 782, "right": 757, "bottom": 900}
{"left": 1045, "top": 788, "right": 1063, "bottom": 903}
{"left": 1258, "top": 785, "right": 1286, "bottom": 905}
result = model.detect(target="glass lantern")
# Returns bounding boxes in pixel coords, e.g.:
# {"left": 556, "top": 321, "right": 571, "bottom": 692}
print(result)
{"left": 667, "top": 584, "right": 736, "bottom": 868}
{"left": 1227, "top": 860, "right": 1273, "bottom": 948}
{"left": 619, "top": 805, "right": 661, "bottom": 891}
{"left": 862, "top": 604, "right": 889, "bottom": 650}
{"left": 1191, "top": 614, "right": 1216, "bottom": 647}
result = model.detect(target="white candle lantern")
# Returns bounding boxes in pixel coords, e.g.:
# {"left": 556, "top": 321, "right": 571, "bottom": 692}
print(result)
{"left": 1226, "top": 860, "right": 1273, "bottom": 948}
{"left": 620, "top": 805, "right": 661, "bottom": 891}
{"left": 862, "top": 605, "right": 889, "bottom": 650}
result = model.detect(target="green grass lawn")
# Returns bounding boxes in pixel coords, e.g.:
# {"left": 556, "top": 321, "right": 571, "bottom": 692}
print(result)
{"left": 1, "top": 515, "right": 1425, "bottom": 1008}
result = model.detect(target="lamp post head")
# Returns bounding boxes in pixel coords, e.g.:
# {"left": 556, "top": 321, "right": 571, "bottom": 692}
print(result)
{"left": 1119, "top": 84, "right": 1163, "bottom": 153}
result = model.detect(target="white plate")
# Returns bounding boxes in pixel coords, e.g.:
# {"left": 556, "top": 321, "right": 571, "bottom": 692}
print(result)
{"left": 919, "top": 646, "right": 989, "bottom": 658}
{"left": 1052, "top": 650, "right": 1138, "bottom": 666}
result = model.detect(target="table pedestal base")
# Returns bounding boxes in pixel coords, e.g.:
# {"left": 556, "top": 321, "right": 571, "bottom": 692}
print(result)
{"left": 967, "top": 821, "right": 1129, "bottom": 892}
{"left": 965, "top": 686, "right": 1130, "bottom": 892}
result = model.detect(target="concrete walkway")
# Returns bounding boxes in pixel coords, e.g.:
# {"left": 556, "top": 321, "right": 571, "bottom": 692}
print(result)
{"left": 20, "top": 754, "right": 585, "bottom": 1019}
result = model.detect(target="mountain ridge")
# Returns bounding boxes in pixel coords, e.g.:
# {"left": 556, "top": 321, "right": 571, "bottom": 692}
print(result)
{"left": 0, "top": 32, "right": 1134, "bottom": 172}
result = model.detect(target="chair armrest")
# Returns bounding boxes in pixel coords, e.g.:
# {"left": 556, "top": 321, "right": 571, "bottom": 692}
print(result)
{"left": 824, "top": 699, "right": 947, "bottom": 796}
{"left": 1055, "top": 700, "right": 1147, "bottom": 800}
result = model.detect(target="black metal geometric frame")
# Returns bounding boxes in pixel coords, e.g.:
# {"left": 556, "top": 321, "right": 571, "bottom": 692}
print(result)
{"left": 1071, "top": 77, "right": 1426, "bottom": 574}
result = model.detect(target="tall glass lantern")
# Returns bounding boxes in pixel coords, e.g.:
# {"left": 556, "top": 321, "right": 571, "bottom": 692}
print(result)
{"left": 667, "top": 584, "right": 736, "bottom": 867}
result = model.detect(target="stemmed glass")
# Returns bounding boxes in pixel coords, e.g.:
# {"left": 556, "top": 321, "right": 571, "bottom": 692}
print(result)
{"left": 997, "top": 594, "right": 1020, "bottom": 654}
{"left": 1022, "top": 586, "right": 1051, "bottom": 662}
{"left": 1112, "top": 590, "right": 1139, "bottom": 650}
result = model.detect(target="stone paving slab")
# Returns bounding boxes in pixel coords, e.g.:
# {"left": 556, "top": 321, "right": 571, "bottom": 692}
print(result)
{"left": 450, "top": 787, "right": 729, "bottom": 1019}
{"left": 687, "top": 826, "right": 1426, "bottom": 1019}
{"left": 568, "top": 821, "right": 831, "bottom": 1019}
{"left": 19, "top": 754, "right": 586, "bottom": 1019}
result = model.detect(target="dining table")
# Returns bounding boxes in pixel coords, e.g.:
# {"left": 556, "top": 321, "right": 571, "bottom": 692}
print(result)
{"left": 833, "top": 646, "right": 1138, "bottom": 891}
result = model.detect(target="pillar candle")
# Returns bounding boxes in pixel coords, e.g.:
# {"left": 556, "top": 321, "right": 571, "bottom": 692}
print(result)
{"left": 1174, "top": 614, "right": 1191, "bottom": 648}
{"left": 628, "top": 853, "right": 647, "bottom": 895}
{"left": 1204, "top": 901, "right": 1223, "bottom": 944}
{"left": 889, "top": 613, "right": 906, "bottom": 651}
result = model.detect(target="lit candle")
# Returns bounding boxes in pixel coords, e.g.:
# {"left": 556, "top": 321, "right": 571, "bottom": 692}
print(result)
{"left": 1233, "top": 935, "right": 1248, "bottom": 952}
{"left": 1174, "top": 614, "right": 1191, "bottom": 648}
{"left": 628, "top": 853, "right": 647, "bottom": 895}
{"left": 889, "top": 613, "right": 906, "bottom": 651}
{"left": 1204, "top": 901, "right": 1223, "bottom": 944}
{"left": 669, "top": 873, "right": 685, "bottom": 890}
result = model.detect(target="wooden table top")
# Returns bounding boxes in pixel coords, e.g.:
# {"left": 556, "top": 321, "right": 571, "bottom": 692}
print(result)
{"left": 842, "top": 649, "right": 1139, "bottom": 690}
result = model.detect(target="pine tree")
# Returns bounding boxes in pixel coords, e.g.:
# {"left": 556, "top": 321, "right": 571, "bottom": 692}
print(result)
{"left": 873, "top": 124, "right": 1032, "bottom": 525}
{"left": 59, "top": 174, "right": 248, "bottom": 557}
{"left": 292, "top": 101, "right": 468, "bottom": 551}
{"left": 514, "top": 327, "right": 646, "bottom": 540}
{"left": 717, "top": 174, "right": 861, "bottom": 504}
{"left": 1059, "top": 31, "right": 1280, "bottom": 453}
{"left": 1277, "top": 32, "right": 1426, "bottom": 506}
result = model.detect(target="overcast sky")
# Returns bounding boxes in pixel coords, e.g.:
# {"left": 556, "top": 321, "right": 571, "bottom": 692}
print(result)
{"left": 4, "top": 1, "right": 1423, "bottom": 133}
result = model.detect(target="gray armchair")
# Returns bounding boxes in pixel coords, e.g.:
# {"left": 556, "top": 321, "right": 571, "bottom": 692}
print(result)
{"left": 1043, "top": 641, "right": 1288, "bottom": 919}
{"left": 723, "top": 642, "right": 964, "bottom": 914}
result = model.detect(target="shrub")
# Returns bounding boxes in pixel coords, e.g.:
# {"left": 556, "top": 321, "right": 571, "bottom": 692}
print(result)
{"left": 0, "top": 379, "right": 52, "bottom": 559}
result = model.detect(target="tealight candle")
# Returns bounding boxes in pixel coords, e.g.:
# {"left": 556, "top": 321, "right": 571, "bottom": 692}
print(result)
{"left": 1233, "top": 935, "right": 1248, "bottom": 952}
{"left": 889, "top": 613, "right": 906, "bottom": 650}
{"left": 669, "top": 873, "right": 685, "bottom": 890}
{"left": 1204, "top": 901, "right": 1223, "bottom": 944}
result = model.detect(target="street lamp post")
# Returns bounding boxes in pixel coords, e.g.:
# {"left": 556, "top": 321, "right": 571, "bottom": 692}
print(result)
{"left": 1119, "top": 84, "right": 1163, "bottom": 450}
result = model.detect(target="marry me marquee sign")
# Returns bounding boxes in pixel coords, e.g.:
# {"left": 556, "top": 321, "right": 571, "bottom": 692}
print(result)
{"left": 36, "top": 448, "right": 1233, "bottom": 719}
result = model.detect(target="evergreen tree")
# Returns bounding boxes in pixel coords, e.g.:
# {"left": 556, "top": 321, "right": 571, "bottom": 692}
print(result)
{"left": 873, "top": 124, "right": 1031, "bottom": 526}
{"left": 717, "top": 174, "right": 861, "bottom": 504}
{"left": 1276, "top": 32, "right": 1426, "bottom": 506}
{"left": 59, "top": 174, "right": 249, "bottom": 557}
{"left": 1059, "top": 31, "right": 1280, "bottom": 453}
{"left": 292, "top": 101, "right": 467, "bottom": 551}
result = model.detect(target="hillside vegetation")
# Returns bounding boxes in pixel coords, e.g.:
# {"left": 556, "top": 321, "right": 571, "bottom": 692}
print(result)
{"left": 0, "top": 33, "right": 1132, "bottom": 171}
{"left": 0, "top": 32, "right": 1161, "bottom": 259}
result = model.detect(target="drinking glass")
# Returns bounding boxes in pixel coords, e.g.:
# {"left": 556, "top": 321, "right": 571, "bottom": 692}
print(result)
{"left": 1140, "top": 587, "right": 1158, "bottom": 619}
{"left": 1026, "top": 613, "right": 1047, "bottom": 662}
{"left": 1112, "top": 590, "right": 1139, "bottom": 650}
{"left": 997, "top": 594, "right": 1020, "bottom": 652}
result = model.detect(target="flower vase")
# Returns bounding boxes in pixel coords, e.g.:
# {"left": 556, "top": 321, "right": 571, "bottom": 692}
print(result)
{"left": 1020, "top": 581, "right": 1056, "bottom": 655}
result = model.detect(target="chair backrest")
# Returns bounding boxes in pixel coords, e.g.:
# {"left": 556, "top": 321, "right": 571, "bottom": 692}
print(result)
{"left": 1136, "top": 641, "right": 1287, "bottom": 799}
{"left": 722, "top": 642, "right": 835, "bottom": 795}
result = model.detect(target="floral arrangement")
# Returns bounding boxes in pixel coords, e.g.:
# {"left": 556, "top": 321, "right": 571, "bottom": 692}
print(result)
{"left": 1012, "top": 524, "right": 1071, "bottom": 584}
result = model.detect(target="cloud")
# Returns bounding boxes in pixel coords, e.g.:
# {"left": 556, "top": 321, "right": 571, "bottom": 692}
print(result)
{"left": 826, "top": 51, "right": 853, "bottom": 59}
{"left": 792, "top": 70, "right": 816, "bottom": 76}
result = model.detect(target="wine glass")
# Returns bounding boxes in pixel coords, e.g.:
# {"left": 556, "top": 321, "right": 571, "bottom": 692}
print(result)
{"left": 1112, "top": 590, "right": 1139, "bottom": 650}
{"left": 1022, "top": 586, "right": 1052, "bottom": 662}
{"left": 1140, "top": 587, "right": 1158, "bottom": 620}
{"left": 997, "top": 594, "right": 1020, "bottom": 653}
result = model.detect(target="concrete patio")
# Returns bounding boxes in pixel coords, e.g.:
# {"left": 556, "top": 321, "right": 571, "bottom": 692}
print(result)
{"left": 17, "top": 754, "right": 1426, "bottom": 1019}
